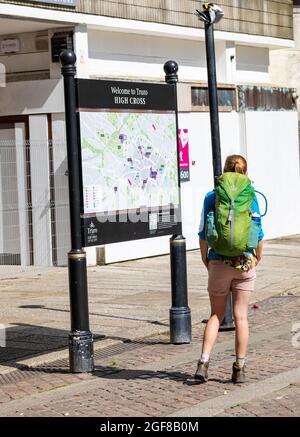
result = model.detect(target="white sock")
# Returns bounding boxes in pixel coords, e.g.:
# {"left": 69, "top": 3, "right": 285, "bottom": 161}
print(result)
{"left": 236, "top": 357, "right": 246, "bottom": 368}
{"left": 201, "top": 352, "right": 210, "bottom": 363}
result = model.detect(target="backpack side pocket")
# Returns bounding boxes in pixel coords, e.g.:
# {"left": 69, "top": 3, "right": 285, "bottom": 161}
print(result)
{"left": 205, "top": 211, "right": 218, "bottom": 247}
{"left": 247, "top": 214, "right": 260, "bottom": 250}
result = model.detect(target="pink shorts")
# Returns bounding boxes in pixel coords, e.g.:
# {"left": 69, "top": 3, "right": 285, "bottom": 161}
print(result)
{"left": 208, "top": 260, "right": 256, "bottom": 297}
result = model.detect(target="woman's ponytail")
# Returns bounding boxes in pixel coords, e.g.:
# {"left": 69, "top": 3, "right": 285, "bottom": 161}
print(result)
{"left": 224, "top": 155, "right": 247, "bottom": 175}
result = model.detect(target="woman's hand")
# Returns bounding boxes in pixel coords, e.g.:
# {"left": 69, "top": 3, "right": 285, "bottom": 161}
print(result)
{"left": 255, "top": 255, "right": 262, "bottom": 265}
{"left": 255, "top": 240, "right": 264, "bottom": 266}
{"left": 202, "top": 256, "right": 209, "bottom": 270}
{"left": 200, "top": 239, "right": 209, "bottom": 270}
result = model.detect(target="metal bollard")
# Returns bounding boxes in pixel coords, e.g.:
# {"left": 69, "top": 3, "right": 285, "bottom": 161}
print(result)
{"left": 169, "top": 235, "right": 191, "bottom": 344}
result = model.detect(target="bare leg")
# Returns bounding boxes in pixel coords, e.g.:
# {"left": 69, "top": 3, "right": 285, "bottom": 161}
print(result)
{"left": 201, "top": 294, "right": 229, "bottom": 356}
{"left": 232, "top": 290, "right": 251, "bottom": 360}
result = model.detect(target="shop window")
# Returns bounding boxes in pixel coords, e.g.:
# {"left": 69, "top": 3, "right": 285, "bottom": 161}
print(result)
{"left": 191, "top": 86, "right": 236, "bottom": 112}
{"left": 237, "top": 86, "right": 297, "bottom": 112}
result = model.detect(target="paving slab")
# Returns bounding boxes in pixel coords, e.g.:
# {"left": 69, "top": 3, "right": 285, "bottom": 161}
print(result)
{"left": 0, "top": 236, "right": 299, "bottom": 416}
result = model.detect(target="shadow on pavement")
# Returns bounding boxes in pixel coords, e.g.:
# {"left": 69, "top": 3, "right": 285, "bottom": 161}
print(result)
{"left": 18, "top": 305, "right": 169, "bottom": 327}
{"left": 0, "top": 323, "right": 70, "bottom": 368}
{"left": 93, "top": 365, "right": 192, "bottom": 382}
{"left": 0, "top": 323, "right": 169, "bottom": 373}
{"left": 92, "top": 366, "right": 234, "bottom": 386}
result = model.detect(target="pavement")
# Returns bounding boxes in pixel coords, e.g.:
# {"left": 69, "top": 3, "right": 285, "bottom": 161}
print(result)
{"left": 0, "top": 235, "right": 299, "bottom": 417}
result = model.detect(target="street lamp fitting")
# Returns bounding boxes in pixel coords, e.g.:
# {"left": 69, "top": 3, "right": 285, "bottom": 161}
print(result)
{"left": 292, "top": 91, "right": 299, "bottom": 102}
{"left": 196, "top": 3, "right": 224, "bottom": 25}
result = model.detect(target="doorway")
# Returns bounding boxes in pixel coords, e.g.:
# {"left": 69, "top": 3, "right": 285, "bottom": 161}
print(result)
{"left": 0, "top": 116, "right": 33, "bottom": 266}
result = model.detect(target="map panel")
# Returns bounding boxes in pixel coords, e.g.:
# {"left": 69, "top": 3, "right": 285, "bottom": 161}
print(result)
{"left": 80, "top": 111, "right": 179, "bottom": 214}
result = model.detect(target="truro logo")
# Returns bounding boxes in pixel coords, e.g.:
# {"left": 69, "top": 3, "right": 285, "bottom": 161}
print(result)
{"left": 88, "top": 221, "right": 96, "bottom": 231}
{"left": 87, "top": 221, "right": 99, "bottom": 245}
{"left": 0, "top": 324, "right": 6, "bottom": 348}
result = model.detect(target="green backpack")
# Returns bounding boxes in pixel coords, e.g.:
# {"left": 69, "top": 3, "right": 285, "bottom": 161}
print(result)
{"left": 207, "top": 172, "right": 255, "bottom": 257}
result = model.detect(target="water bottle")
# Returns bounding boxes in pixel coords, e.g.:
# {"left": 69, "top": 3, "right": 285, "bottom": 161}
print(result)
{"left": 247, "top": 212, "right": 260, "bottom": 250}
{"left": 206, "top": 211, "right": 218, "bottom": 246}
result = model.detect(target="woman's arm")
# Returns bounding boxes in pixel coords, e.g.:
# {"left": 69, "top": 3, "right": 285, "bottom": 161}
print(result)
{"left": 255, "top": 240, "right": 264, "bottom": 264}
{"left": 200, "top": 238, "right": 209, "bottom": 269}
{"left": 198, "top": 191, "right": 215, "bottom": 269}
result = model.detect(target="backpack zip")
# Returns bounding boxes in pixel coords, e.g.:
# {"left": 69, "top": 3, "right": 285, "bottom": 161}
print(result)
{"left": 229, "top": 199, "right": 235, "bottom": 250}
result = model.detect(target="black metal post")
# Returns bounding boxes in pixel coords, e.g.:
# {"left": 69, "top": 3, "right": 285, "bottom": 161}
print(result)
{"left": 164, "top": 60, "right": 191, "bottom": 344}
{"left": 60, "top": 49, "right": 94, "bottom": 372}
{"left": 204, "top": 22, "right": 234, "bottom": 331}
{"left": 205, "top": 23, "right": 222, "bottom": 180}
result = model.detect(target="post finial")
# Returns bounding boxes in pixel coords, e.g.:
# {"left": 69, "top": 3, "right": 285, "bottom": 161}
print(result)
{"left": 60, "top": 49, "right": 77, "bottom": 66}
{"left": 60, "top": 49, "right": 77, "bottom": 77}
{"left": 164, "top": 60, "right": 179, "bottom": 84}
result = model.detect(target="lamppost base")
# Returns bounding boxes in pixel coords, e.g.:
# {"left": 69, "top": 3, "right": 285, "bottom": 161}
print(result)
{"left": 219, "top": 293, "right": 235, "bottom": 332}
{"left": 69, "top": 331, "right": 94, "bottom": 373}
{"left": 219, "top": 323, "right": 235, "bottom": 332}
{"left": 170, "top": 307, "right": 191, "bottom": 344}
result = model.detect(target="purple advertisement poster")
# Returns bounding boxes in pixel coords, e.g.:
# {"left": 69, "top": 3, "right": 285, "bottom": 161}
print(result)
{"left": 178, "top": 129, "right": 190, "bottom": 182}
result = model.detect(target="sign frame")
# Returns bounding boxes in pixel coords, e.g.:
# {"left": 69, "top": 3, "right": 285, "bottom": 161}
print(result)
{"left": 76, "top": 78, "right": 182, "bottom": 247}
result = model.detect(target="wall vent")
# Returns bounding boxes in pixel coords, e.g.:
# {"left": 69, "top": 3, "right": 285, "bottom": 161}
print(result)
{"left": 35, "top": 34, "right": 49, "bottom": 52}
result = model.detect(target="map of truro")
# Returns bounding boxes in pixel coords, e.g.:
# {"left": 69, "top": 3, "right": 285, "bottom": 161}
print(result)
{"left": 80, "top": 111, "right": 180, "bottom": 214}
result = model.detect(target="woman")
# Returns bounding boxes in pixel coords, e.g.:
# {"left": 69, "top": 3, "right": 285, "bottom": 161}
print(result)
{"left": 195, "top": 155, "right": 264, "bottom": 384}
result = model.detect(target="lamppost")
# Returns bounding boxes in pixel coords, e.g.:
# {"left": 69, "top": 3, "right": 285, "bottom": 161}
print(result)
{"left": 60, "top": 49, "right": 94, "bottom": 372}
{"left": 164, "top": 60, "right": 192, "bottom": 344}
{"left": 196, "top": 3, "right": 234, "bottom": 331}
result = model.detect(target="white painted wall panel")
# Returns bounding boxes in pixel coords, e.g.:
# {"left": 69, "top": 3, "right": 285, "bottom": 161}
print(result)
{"left": 104, "top": 111, "right": 242, "bottom": 264}
{"left": 178, "top": 111, "right": 241, "bottom": 251}
{"left": 104, "top": 110, "right": 300, "bottom": 264}
{"left": 1, "top": 52, "right": 49, "bottom": 74}
{"left": 88, "top": 30, "right": 227, "bottom": 82}
{"left": 245, "top": 111, "right": 300, "bottom": 239}
{"left": 236, "top": 45, "right": 270, "bottom": 84}
{"left": 51, "top": 113, "right": 70, "bottom": 267}
{"left": 29, "top": 115, "right": 52, "bottom": 266}
{"left": 0, "top": 79, "right": 64, "bottom": 116}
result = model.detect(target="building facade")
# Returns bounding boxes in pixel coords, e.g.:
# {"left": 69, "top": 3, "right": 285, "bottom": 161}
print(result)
{"left": 270, "top": 1, "right": 300, "bottom": 116}
{"left": 0, "top": 0, "right": 299, "bottom": 266}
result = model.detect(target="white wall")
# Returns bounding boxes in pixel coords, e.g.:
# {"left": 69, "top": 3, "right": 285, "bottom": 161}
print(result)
{"left": 104, "top": 111, "right": 243, "bottom": 264}
{"left": 0, "top": 31, "right": 49, "bottom": 78}
{"left": 180, "top": 110, "right": 300, "bottom": 246}
{"left": 0, "top": 79, "right": 64, "bottom": 116}
{"left": 179, "top": 111, "right": 242, "bottom": 250}
{"left": 15, "top": 123, "right": 30, "bottom": 267}
{"left": 73, "top": 24, "right": 89, "bottom": 79}
{"left": 236, "top": 45, "right": 270, "bottom": 84}
{"left": 0, "top": 127, "right": 20, "bottom": 257}
{"left": 29, "top": 114, "right": 52, "bottom": 266}
{"left": 87, "top": 30, "right": 228, "bottom": 82}
{"left": 86, "top": 31, "right": 280, "bottom": 86}
{"left": 0, "top": 52, "right": 49, "bottom": 75}
{"left": 104, "top": 109, "right": 300, "bottom": 264}
{"left": 51, "top": 113, "right": 70, "bottom": 266}
{"left": 245, "top": 111, "right": 300, "bottom": 239}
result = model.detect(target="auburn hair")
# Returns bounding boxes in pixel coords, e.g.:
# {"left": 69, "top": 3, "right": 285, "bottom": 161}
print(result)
{"left": 223, "top": 155, "right": 247, "bottom": 175}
